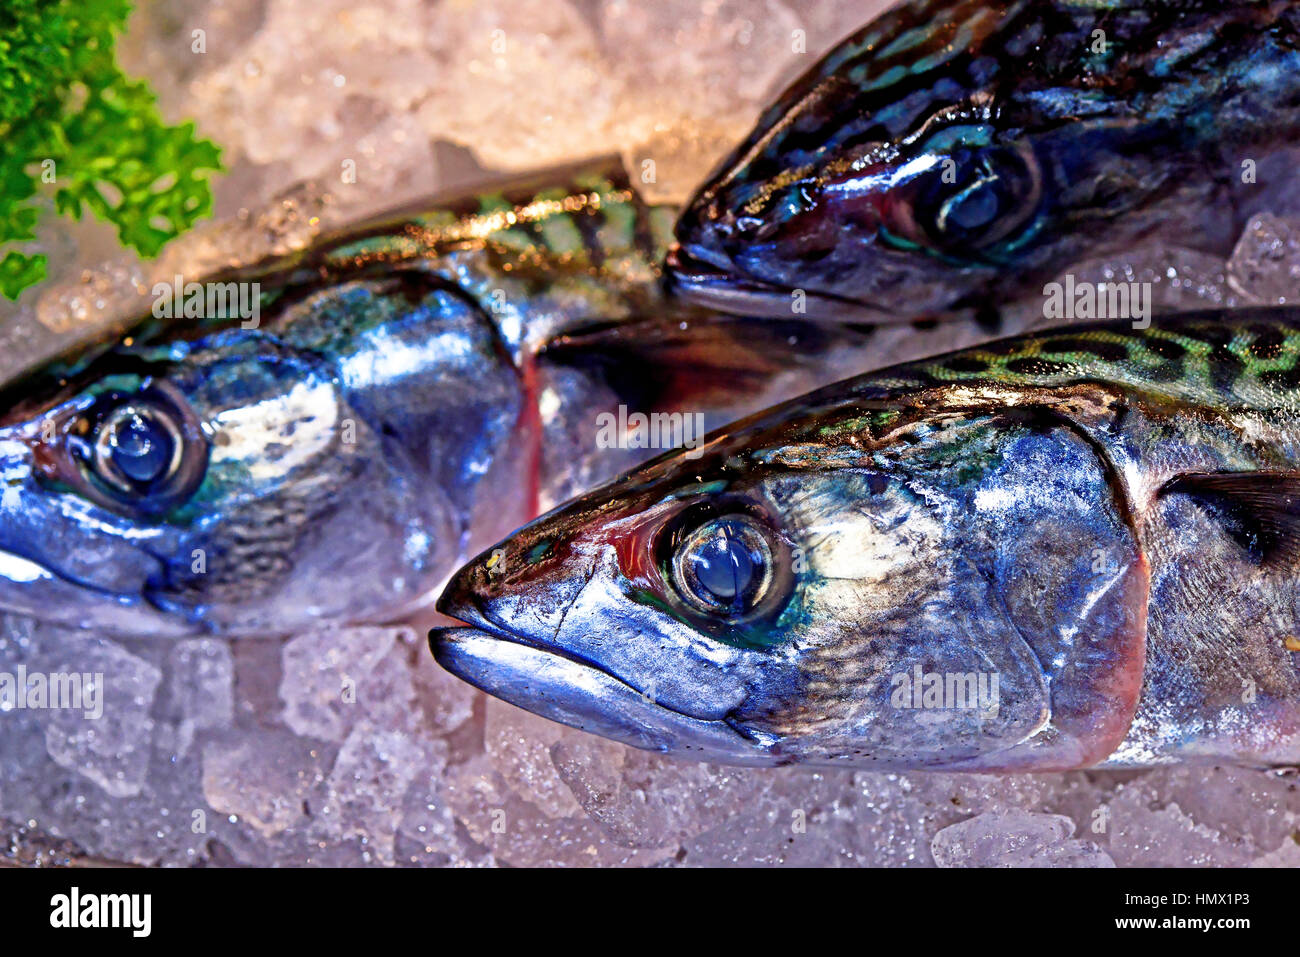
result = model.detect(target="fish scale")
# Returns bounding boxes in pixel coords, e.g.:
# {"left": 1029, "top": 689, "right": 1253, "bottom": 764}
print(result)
{"left": 865, "top": 317, "right": 1300, "bottom": 405}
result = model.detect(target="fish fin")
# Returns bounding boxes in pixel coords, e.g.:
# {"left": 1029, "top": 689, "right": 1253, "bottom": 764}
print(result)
{"left": 1161, "top": 471, "right": 1300, "bottom": 566}
{"left": 539, "top": 314, "right": 877, "bottom": 414}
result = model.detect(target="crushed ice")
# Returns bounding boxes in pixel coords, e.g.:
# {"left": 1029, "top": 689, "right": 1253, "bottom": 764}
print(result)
{"left": 2, "top": 0, "right": 1300, "bottom": 867}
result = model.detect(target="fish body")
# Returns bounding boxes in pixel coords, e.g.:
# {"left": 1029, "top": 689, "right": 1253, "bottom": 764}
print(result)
{"left": 0, "top": 159, "right": 887, "bottom": 637}
{"left": 435, "top": 308, "right": 1300, "bottom": 770}
{"left": 672, "top": 0, "right": 1300, "bottom": 321}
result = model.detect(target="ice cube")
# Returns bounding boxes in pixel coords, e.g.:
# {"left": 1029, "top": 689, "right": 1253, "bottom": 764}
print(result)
{"left": 1228, "top": 213, "right": 1300, "bottom": 304}
{"left": 931, "top": 809, "right": 1115, "bottom": 868}
{"left": 439, "top": 754, "right": 673, "bottom": 867}
{"left": 1250, "top": 834, "right": 1300, "bottom": 867}
{"left": 168, "top": 639, "right": 235, "bottom": 732}
{"left": 38, "top": 637, "right": 161, "bottom": 799}
{"left": 279, "top": 626, "right": 415, "bottom": 742}
{"left": 313, "top": 719, "right": 439, "bottom": 865}
{"left": 1102, "top": 769, "right": 1259, "bottom": 867}
{"left": 202, "top": 729, "right": 328, "bottom": 838}
{"left": 483, "top": 699, "right": 585, "bottom": 819}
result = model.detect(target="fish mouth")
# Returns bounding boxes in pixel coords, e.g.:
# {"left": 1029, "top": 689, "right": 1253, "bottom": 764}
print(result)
{"left": 665, "top": 245, "right": 894, "bottom": 324}
{"left": 0, "top": 546, "right": 193, "bottom": 637}
{"left": 429, "top": 615, "right": 777, "bottom": 763}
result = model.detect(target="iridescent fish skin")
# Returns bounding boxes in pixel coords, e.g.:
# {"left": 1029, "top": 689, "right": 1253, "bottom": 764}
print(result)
{"left": 435, "top": 309, "right": 1300, "bottom": 770}
{"left": 0, "top": 159, "right": 880, "bottom": 637}
{"left": 671, "top": 0, "right": 1300, "bottom": 320}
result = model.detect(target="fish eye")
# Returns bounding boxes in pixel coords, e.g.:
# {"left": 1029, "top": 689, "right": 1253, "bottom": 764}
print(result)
{"left": 58, "top": 385, "right": 208, "bottom": 516}
{"left": 670, "top": 514, "right": 775, "bottom": 618}
{"left": 888, "top": 144, "right": 1042, "bottom": 259}
{"left": 93, "top": 404, "right": 183, "bottom": 492}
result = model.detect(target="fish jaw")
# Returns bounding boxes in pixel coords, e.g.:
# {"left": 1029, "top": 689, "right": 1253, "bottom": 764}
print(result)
{"left": 0, "top": 436, "right": 201, "bottom": 636}
{"left": 430, "top": 626, "right": 779, "bottom": 764}
{"left": 0, "top": 549, "right": 197, "bottom": 637}
{"left": 664, "top": 246, "right": 907, "bottom": 324}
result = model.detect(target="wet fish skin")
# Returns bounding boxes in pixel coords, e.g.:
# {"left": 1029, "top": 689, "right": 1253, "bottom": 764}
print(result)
{"left": 435, "top": 308, "right": 1300, "bottom": 770}
{"left": 671, "top": 0, "right": 1300, "bottom": 320}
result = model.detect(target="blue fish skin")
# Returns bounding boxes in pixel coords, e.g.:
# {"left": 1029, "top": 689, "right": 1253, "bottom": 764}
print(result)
{"left": 671, "top": 0, "right": 1300, "bottom": 321}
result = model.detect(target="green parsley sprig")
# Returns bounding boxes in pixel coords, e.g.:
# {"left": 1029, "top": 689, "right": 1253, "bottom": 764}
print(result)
{"left": 0, "top": 0, "right": 222, "bottom": 299}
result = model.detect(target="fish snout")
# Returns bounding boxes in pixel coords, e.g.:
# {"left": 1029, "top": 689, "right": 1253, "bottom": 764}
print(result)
{"left": 434, "top": 517, "right": 602, "bottom": 650}
{"left": 435, "top": 549, "right": 491, "bottom": 621}
{"left": 0, "top": 439, "right": 194, "bottom": 635}
{"left": 434, "top": 529, "right": 554, "bottom": 623}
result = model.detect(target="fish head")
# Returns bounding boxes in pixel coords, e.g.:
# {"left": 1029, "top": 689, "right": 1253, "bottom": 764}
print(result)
{"left": 0, "top": 336, "right": 380, "bottom": 636}
{"left": 673, "top": 132, "right": 1046, "bottom": 321}
{"left": 0, "top": 279, "right": 523, "bottom": 636}
{"left": 434, "top": 385, "right": 1148, "bottom": 770}
{"left": 671, "top": 0, "right": 1211, "bottom": 319}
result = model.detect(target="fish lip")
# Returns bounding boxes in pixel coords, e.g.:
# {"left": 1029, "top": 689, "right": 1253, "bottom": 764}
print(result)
{"left": 431, "top": 601, "right": 637, "bottom": 695}
{"left": 0, "top": 546, "right": 193, "bottom": 636}
{"left": 430, "top": 625, "right": 773, "bottom": 760}
{"left": 667, "top": 240, "right": 735, "bottom": 276}
{"left": 0, "top": 544, "right": 127, "bottom": 600}
{"left": 0, "top": 547, "right": 57, "bottom": 585}
{"left": 432, "top": 599, "right": 724, "bottom": 723}
{"left": 429, "top": 616, "right": 774, "bottom": 759}
{"left": 665, "top": 245, "right": 896, "bottom": 324}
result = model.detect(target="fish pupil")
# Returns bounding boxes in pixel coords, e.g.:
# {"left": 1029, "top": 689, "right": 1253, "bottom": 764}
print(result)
{"left": 690, "top": 524, "right": 756, "bottom": 604}
{"left": 909, "top": 145, "right": 1040, "bottom": 257}
{"left": 673, "top": 514, "right": 776, "bottom": 617}
{"left": 109, "top": 411, "right": 173, "bottom": 484}
{"left": 944, "top": 179, "right": 1000, "bottom": 231}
